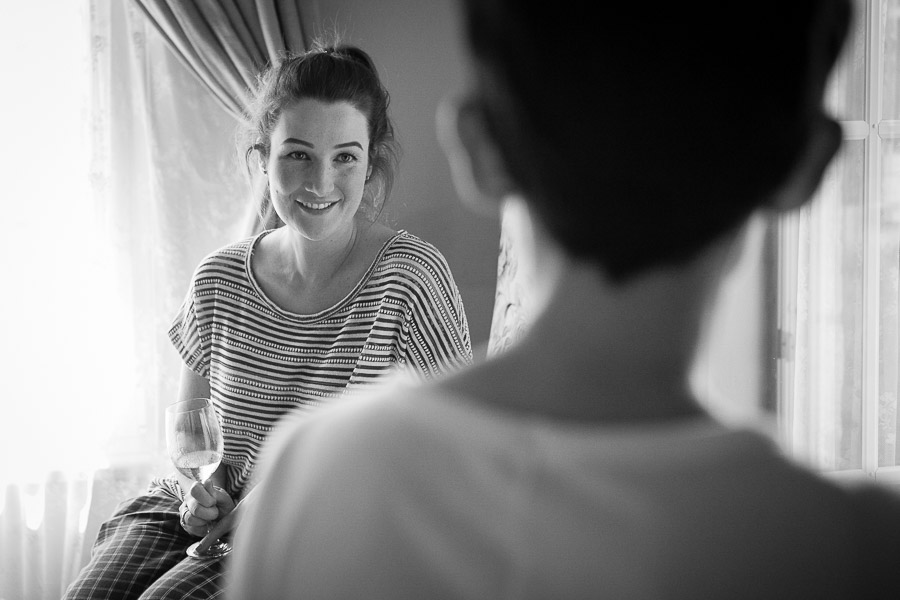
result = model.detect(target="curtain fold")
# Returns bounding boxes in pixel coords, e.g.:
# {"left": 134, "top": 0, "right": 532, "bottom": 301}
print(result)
{"left": 132, "top": 0, "right": 310, "bottom": 235}
{"left": 487, "top": 201, "right": 536, "bottom": 356}
{"left": 776, "top": 139, "right": 867, "bottom": 473}
{"left": 1, "top": 473, "right": 94, "bottom": 600}
{"left": 132, "top": 0, "right": 308, "bottom": 120}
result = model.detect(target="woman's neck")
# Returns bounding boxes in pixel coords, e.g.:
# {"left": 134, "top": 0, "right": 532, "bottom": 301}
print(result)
{"left": 254, "top": 218, "right": 395, "bottom": 314}
{"left": 272, "top": 222, "right": 361, "bottom": 286}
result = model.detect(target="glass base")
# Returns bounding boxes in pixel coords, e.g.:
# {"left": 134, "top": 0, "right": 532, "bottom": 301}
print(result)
{"left": 187, "top": 539, "right": 232, "bottom": 558}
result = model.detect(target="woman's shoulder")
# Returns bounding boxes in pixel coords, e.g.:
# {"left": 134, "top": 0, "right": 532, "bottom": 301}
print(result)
{"left": 383, "top": 230, "right": 445, "bottom": 258}
{"left": 205, "top": 234, "right": 258, "bottom": 261}
{"left": 377, "top": 230, "right": 456, "bottom": 281}
{"left": 192, "top": 233, "right": 261, "bottom": 276}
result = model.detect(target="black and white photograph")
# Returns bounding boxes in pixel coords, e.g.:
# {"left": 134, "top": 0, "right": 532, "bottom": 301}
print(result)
{"left": 1, "top": 1, "right": 899, "bottom": 598}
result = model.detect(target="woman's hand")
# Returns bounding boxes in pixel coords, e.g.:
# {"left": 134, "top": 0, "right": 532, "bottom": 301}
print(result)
{"left": 179, "top": 480, "right": 236, "bottom": 537}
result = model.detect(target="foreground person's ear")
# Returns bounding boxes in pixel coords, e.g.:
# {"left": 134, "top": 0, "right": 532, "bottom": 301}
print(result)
{"left": 770, "top": 0, "right": 851, "bottom": 213}
{"left": 767, "top": 115, "right": 842, "bottom": 213}
{"left": 436, "top": 95, "right": 512, "bottom": 215}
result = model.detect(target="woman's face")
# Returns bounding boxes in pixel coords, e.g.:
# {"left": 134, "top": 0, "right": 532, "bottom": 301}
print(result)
{"left": 265, "top": 99, "right": 371, "bottom": 242}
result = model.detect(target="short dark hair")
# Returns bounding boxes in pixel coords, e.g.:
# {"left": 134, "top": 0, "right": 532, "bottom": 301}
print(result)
{"left": 241, "top": 38, "right": 399, "bottom": 226}
{"left": 461, "top": 1, "right": 851, "bottom": 281}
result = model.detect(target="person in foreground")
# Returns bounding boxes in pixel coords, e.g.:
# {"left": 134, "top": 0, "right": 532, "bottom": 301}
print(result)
{"left": 230, "top": 2, "right": 900, "bottom": 598}
{"left": 63, "top": 40, "right": 472, "bottom": 600}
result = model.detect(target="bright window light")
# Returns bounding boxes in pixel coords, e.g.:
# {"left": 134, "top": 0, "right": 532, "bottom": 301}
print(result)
{"left": 0, "top": 1, "right": 123, "bottom": 485}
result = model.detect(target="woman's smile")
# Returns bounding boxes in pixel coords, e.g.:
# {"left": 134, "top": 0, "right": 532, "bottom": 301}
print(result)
{"left": 297, "top": 198, "right": 339, "bottom": 211}
{"left": 265, "top": 99, "right": 371, "bottom": 241}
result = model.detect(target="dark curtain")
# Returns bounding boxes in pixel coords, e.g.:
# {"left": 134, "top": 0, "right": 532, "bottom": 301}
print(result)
{"left": 132, "top": 0, "right": 310, "bottom": 120}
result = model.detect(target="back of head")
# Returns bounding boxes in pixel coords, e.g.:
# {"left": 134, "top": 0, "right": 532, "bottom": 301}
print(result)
{"left": 460, "top": 1, "right": 851, "bottom": 281}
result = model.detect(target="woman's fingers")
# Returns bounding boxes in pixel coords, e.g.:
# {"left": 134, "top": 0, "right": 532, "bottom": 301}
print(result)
{"left": 187, "top": 481, "right": 219, "bottom": 521}
{"left": 185, "top": 500, "right": 217, "bottom": 523}
{"left": 188, "top": 480, "right": 215, "bottom": 505}
{"left": 211, "top": 485, "right": 236, "bottom": 517}
{"left": 186, "top": 480, "right": 235, "bottom": 522}
{"left": 180, "top": 503, "right": 209, "bottom": 536}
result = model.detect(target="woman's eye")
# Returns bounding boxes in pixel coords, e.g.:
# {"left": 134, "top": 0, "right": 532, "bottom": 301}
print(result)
{"left": 285, "top": 151, "right": 308, "bottom": 160}
{"left": 335, "top": 153, "right": 358, "bottom": 164}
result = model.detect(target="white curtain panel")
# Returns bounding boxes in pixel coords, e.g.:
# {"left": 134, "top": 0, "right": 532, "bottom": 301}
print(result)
{"left": 0, "top": 1, "right": 247, "bottom": 597}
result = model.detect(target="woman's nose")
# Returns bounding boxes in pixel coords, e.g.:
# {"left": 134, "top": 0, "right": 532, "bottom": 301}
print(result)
{"left": 304, "top": 162, "right": 334, "bottom": 196}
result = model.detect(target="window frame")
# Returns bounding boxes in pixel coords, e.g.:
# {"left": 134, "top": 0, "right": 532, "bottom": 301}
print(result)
{"left": 775, "top": 0, "right": 900, "bottom": 487}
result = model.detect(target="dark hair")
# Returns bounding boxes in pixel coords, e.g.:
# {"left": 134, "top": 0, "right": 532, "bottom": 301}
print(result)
{"left": 241, "top": 38, "right": 399, "bottom": 227}
{"left": 461, "top": 1, "right": 851, "bottom": 282}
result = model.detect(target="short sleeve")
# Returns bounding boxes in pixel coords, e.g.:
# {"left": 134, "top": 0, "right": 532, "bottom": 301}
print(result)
{"left": 167, "top": 277, "right": 210, "bottom": 378}
{"left": 399, "top": 238, "right": 473, "bottom": 378}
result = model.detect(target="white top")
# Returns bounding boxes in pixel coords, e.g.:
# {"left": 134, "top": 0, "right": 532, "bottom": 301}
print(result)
{"left": 230, "top": 380, "right": 900, "bottom": 599}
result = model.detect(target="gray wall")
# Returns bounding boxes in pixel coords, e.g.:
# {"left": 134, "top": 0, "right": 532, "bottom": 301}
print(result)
{"left": 307, "top": 0, "right": 501, "bottom": 359}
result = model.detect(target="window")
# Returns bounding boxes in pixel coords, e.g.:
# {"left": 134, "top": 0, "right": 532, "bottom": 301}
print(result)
{"left": 0, "top": 0, "right": 114, "bottom": 483}
{"left": 777, "top": 0, "right": 900, "bottom": 485}
{"left": 0, "top": 0, "right": 247, "bottom": 489}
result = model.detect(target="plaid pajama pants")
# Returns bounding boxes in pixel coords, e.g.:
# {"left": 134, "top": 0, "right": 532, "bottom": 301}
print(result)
{"left": 63, "top": 483, "right": 226, "bottom": 600}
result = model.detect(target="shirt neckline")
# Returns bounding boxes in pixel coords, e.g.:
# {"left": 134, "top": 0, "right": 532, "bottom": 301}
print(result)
{"left": 244, "top": 228, "right": 407, "bottom": 321}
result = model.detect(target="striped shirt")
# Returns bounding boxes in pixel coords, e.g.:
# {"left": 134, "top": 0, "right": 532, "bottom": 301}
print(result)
{"left": 168, "top": 229, "right": 472, "bottom": 497}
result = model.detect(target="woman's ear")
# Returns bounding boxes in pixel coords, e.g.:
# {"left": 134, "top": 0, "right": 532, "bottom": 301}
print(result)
{"left": 436, "top": 95, "right": 512, "bottom": 215}
{"left": 252, "top": 143, "right": 268, "bottom": 175}
{"left": 768, "top": 115, "right": 842, "bottom": 213}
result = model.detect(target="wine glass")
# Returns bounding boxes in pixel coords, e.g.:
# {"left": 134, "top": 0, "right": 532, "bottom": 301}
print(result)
{"left": 165, "top": 397, "right": 232, "bottom": 558}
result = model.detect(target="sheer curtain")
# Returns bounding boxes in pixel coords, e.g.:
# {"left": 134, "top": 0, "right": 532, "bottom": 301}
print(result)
{"left": 0, "top": 1, "right": 247, "bottom": 597}
{"left": 776, "top": 8, "right": 870, "bottom": 473}
{"left": 0, "top": 4, "right": 108, "bottom": 597}
{"left": 777, "top": 145, "right": 866, "bottom": 472}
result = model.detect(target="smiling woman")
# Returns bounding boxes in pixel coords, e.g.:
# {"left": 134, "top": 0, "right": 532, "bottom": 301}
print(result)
{"left": 265, "top": 100, "right": 371, "bottom": 245}
{"left": 61, "top": 40, "right": 473, "bottom": 600}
